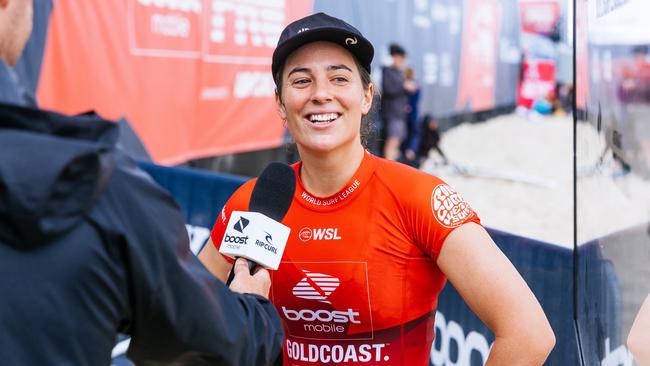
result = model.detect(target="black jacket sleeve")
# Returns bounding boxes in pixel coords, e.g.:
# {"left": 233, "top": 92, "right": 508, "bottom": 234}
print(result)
{"left": 90, "top": 153, "right": 283, "bottom": 365}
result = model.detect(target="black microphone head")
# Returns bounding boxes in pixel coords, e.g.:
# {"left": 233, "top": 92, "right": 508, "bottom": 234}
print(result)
{"left": 249, "top": 162, "right": 296, "bottom": 221}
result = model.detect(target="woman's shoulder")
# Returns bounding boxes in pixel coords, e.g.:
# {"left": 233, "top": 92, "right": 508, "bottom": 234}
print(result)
{"left": 226, "top": 178, "right": 257, "bottom": 209}
{"left": 375, "top": 157, "right": 442, "bottom": 184}
{"left": 373, "top": 158, "right": 481, "bottom": 238}
{"left": 373, "top": 157, "right": 446, "bottom": 200}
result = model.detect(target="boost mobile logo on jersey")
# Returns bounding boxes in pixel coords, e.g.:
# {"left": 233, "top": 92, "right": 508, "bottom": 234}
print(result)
{"left": 298, "top": 227, "right": 342, "bottom": 242}
{"left": 283, "top": 270, "right": 360, "bottom": 330}
{"left": 431, "top": 184, "right": 473, "bottom": 228}
{"left": 279, "top": 262, "right": 373, "bottom": 340}
{"left": 292, "top": 270, "right": 340, "bottom": 304}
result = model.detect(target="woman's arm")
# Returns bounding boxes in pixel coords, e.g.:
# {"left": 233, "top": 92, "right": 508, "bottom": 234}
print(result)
{"left": 198, "top": 238, "right": 234, "bottom": 283}
{"left": 437, "top": 222, "right": 555, "bottom": 365}
{"left": 628, "top": 293, "right": 650, "bottom": 365}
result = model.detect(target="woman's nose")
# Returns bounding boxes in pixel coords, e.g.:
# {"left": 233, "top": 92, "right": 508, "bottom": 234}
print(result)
{"left": 310, "top": 80, "right": 333, "bottom": 103}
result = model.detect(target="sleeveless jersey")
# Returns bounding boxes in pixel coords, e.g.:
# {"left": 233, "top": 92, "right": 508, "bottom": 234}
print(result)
{"left": 211, "top": 151, "right": 481, "bottom": 365}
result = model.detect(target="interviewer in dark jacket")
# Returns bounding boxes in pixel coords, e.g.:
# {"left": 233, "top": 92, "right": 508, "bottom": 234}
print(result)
{"left": 0, "top": 0, "right": 283, "bottom": 364}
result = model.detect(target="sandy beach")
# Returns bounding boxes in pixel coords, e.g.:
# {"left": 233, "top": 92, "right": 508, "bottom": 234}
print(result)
{"left": 421, "top": 113, "right": 650, "bottom": 247}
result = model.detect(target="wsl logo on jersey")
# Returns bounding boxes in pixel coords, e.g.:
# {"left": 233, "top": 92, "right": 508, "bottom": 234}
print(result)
{"left": 298, "top": 227, "right": 342, "bottom": 242}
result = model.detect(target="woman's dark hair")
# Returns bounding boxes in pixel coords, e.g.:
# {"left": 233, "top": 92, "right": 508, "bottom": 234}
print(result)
{"left": 274, "top": 55, "right": 375, "bottom": 148}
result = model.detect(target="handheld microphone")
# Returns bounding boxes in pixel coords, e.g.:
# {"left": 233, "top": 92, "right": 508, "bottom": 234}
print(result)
{"left": 220, "top": 162, "right": 296, "bottom": 285}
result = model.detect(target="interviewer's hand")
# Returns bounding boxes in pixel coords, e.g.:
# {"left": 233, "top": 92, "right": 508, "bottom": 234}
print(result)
{"left": 228, "top": 258, "right": 271, "bottom": 299}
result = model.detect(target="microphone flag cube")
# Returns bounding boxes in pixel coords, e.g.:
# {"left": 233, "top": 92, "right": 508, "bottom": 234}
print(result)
{"left": 219, "top": 211, "right": 290, "bottom": 270}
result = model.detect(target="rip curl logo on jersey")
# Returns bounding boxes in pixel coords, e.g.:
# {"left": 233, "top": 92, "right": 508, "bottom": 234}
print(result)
{"left": 233, "top": 217, "right": 249, "bottom": 233}
{"left": 292, "top": 270, "right": 340, "bottom": 304}
{"left": 431, "top": 184, "right": 473, "bottom": 228}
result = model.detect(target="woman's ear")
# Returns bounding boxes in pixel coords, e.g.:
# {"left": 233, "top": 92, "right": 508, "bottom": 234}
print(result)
{"left": 275, "top": 92, "right": 287, "bottom": 121}
{"left": 361, "top": 83, "right": 374, "bottom": 115}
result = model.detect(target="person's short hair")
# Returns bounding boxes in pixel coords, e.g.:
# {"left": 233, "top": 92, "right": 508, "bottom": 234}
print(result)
{"left": 389, "top": 43, "right": 406, "bottom": 56}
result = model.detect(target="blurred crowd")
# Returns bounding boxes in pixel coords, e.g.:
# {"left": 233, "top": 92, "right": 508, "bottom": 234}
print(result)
{"left": 377, "top": 43, "right": 448, "bottom": 169}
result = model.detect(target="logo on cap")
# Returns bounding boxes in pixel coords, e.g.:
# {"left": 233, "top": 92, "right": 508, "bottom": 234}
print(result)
{"left": 297, "top": 27, "right": 310, "bottom": 34}
{"left": 345, "top": 37, "right": 358, "bottom": 45}
{"left": 233, "top": 217, "right": 250, "bottom": 233}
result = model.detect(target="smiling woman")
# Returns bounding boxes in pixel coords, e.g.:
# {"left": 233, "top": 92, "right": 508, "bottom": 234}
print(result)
{"left": 275, "top": 41, "right": 373, "bottom": 174}
{"left": 273, "top": 42, "right": 375, "bottom": 151}
{"left": 199, "top": 12, "right": 556, "bottom": 366}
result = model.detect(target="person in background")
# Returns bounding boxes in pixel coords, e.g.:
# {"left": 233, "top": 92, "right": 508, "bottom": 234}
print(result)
{"left": 401, "top": 67, "right": 421, "bottom": 164}
{"left": 381, "top": 43, "right": 416, "bottom": 160}
{"left": 619, "top": 45, "right": 650, "bottom": 104}
{"left": 417, "top": 114, "right": 448, "bottom": 168}
{"left": 0, "top": 0, "right": 283, "bottom": 364}
{"left": 551, "top": 82, "right": 572, "bottom": 116}
{"left": 200, "top": 12, "right": 555, "bottom": 366}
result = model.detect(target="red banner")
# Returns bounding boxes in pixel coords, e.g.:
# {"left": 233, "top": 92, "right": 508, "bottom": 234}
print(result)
{"left": 456, "top": 0, "right": 500, "bottom": 112}
{"left": 575, "top": 0, "right": 589, "bottom": 109}
{"left": 37, "top": 0, "right": 312, "bottom": 164}
{"left": 519, "top": 0, "right": 560, "bottom": 35}
{"left": 517, "top": 58, "right": 556, "bottom": 109}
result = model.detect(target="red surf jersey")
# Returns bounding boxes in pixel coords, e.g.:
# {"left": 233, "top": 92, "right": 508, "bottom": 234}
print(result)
{"left": 211, "top": 151, "right": 481, "bottom": 365}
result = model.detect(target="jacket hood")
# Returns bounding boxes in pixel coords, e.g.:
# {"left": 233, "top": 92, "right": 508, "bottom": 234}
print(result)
{"left": 0, "top": 103, "right": 118, "bottom": 248}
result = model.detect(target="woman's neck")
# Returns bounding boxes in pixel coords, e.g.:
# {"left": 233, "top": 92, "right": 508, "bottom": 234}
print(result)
{"left": 297, "top": 143, "right": 365, "bottom": 197}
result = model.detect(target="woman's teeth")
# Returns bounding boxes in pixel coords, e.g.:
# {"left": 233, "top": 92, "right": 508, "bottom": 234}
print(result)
{"left": 309, "top": 113, "right": 339, "bottom": 123}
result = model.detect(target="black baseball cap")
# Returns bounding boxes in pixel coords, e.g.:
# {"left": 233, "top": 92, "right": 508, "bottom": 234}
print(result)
{"left": 271, "top": 12, "right": 374, "bottom": 81}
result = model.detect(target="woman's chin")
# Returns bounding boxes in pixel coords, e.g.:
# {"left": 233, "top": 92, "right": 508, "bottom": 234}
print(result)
{"left": 305, "top": 143, "right": 338, "bottom": 153}
{"left": 299, "top": 138, "right": 342, "bottom": 154}
{"left": 296, "top": 133, "right": 360, "bottom": 155}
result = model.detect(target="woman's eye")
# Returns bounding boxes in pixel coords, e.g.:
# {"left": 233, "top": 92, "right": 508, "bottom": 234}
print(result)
{"left": 292, "top": 78, "right": 311, "bottom": 86}
{"left": 332, "top": 77, "right": 349, "bottom": 84}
